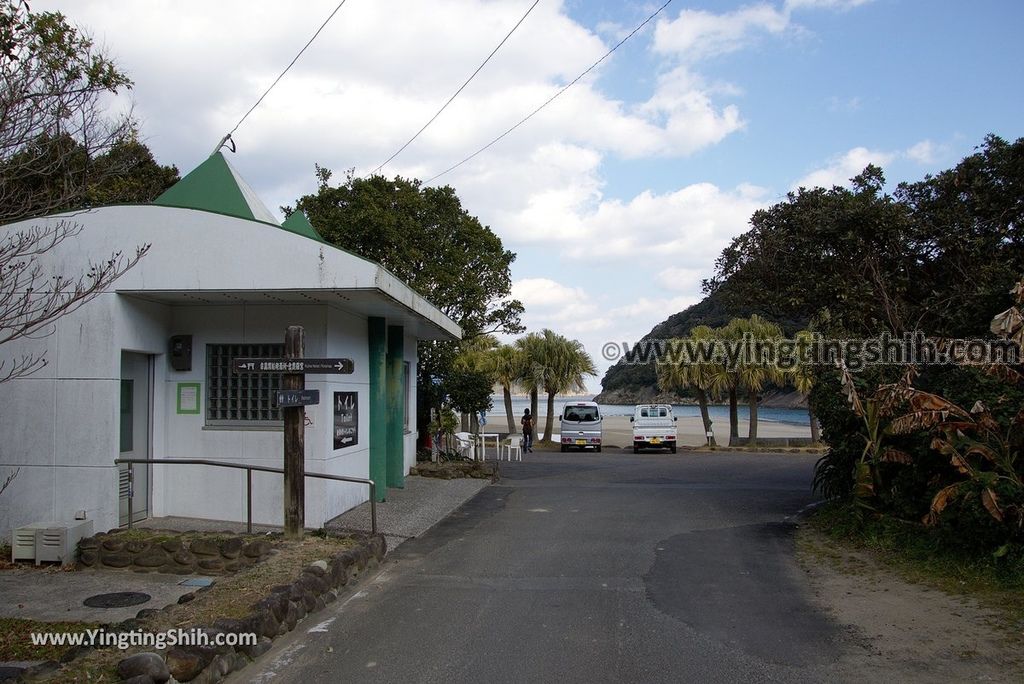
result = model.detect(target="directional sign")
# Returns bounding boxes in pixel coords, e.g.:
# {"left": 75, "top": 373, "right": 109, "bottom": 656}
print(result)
{"left": 232, "top": 358, "right": 354, "bottom": 374}
{"left": 277, "top": 389, "right": 320, "bottom": 408}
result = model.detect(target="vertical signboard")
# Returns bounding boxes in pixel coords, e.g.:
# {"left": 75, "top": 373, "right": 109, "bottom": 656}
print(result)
{"left": 333, "top": 391, "right": 358, "bottom": 449}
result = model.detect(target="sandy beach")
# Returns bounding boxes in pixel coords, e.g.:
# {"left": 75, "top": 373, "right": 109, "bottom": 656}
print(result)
{"left": 485, "top": 413, "right": 811, "bottom": 448}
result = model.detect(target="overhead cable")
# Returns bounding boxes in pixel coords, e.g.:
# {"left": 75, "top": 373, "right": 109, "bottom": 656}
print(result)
{"left": 223, "top": 0, "right": 351, "bottom": 144}
{"left": 424, "top": 0, "right": 675, "bottom": 184}
{"left": 371, "top": 0, "right": 541, "bottom": 175}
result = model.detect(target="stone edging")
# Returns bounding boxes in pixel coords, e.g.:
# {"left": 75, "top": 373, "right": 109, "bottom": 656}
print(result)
{"left": 77, "top": 531, "right": 272, "bottom": 575}
{"left": 16, "top": 533, "right": 387, "bottom": 683}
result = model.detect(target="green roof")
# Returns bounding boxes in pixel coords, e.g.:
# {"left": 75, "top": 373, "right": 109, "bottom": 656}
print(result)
{"left": 282, "top": 210, "right": 324, "bottom": 242}
{"left": 154, "top": 151, "right": 279, "bottom": 224}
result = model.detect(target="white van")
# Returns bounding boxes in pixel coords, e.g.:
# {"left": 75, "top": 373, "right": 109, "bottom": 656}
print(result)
{"left": 631, "top": 404, "right": 677, "bottom": 453}
{"left": 559, "top": 401, "right": 602, "bottom": 453}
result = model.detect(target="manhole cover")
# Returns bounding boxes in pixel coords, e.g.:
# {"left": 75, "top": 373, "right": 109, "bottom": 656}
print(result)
{"left": 83, "top": 591, "right": 152, "bottom": 608}
{"left": 0, "top": 666, "right": 26, "bottom": 681}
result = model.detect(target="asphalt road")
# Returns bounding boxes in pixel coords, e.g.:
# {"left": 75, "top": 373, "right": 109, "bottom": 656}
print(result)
{"left": 242, "top": 451, "right": 845, "bottom": 684}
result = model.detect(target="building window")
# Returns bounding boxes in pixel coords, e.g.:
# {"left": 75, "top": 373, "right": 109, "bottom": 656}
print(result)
{"left": 206, "top": 343, "right": 284, "bottom": 425}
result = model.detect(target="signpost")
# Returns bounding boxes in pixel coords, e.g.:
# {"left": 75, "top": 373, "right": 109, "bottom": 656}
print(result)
{"left": 232, "top": 334, "right": 354, "bottom": 538}
{"left": 276, "top": 389, "right": 320, "bottom": 408}
{"left": 233, "top": 358, "right": 354, "bottom": 374}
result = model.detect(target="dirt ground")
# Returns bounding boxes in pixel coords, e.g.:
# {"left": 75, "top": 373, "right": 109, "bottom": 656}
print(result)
{"left": 797, "top": 526, "right": 1024, "bottom": 683}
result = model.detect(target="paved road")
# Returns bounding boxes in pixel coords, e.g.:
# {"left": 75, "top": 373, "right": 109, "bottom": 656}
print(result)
{"left": 242, "top": 451, "right": 846, "bottom": 684}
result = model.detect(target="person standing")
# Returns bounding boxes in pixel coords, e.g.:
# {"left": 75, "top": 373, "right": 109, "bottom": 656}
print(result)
{"left": 521, "top": 408, "right": 534, "bottom": 453}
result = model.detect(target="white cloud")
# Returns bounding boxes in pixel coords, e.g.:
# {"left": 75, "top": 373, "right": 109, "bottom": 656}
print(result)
{"left": 792, "top": 146, "right": 895, "bottom": 190}
{"left": 905, "top": 139, "right": 938, "bottom": 165}
{"left": 654, "top": 4, "right": 790, "bottom": 61}
{"left": 785, "top": 0, "right": 874, "bottom": 10}
{"left": 793, "top": 139, "right": 947, "bottom": 190}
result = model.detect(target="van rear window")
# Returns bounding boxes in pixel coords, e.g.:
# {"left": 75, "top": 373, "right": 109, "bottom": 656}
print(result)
{"left": 563, "top": 407, "right": 599, "bottom": 422}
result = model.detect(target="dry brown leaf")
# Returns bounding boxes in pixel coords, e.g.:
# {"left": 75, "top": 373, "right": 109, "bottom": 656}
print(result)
{"left": 950, "top": 454, "right": 972, "bottom": 475}
{"left": 991, "top": 307, "right": 1024, "bottom": 338}
{"left": 927, "top": 483, "right": 962, "bottom": 525}
{"left": 965, "top": 443, "right": 998, "bottom": 463}
{"left": 982, "top": 488, "right": 1004, "bottom": 522}
{"left": 879, "top": 447, "right": 913, "bottom": 464}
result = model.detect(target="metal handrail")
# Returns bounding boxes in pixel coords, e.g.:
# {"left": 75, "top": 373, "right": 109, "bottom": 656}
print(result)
{"left": 114, "top": 457, "right": 377, "bottom": 535}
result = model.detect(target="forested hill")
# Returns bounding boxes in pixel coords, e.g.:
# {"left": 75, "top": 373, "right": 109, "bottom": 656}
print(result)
{"left": 594, "top": 288, "right": 806, "bottom": 404}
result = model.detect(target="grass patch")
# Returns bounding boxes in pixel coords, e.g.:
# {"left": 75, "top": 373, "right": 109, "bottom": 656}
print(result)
{"left": 807, "top": 502, "right": 1024, "bottom": 626}
{"left": 0, "top": 617, "right": 101, "bottom": 661}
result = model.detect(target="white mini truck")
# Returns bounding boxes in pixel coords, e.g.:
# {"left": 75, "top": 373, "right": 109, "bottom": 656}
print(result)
{"left": 631, "top": 404, "right": 678, "bottom": 453}
{"left": 559, "top": 401, "right": 603, "bottom": 452}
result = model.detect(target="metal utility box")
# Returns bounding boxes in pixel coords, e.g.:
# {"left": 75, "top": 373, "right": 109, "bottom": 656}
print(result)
{"left": 11, "top": 520, "right": 94, "bottom": 565}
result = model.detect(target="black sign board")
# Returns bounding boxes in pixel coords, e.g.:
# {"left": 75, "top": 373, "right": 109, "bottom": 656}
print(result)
{"left": 233, "top": 358, "right": 354, "bottom": 374}
{"left": 276, "top": 389, "right": 320, "bottom": 408}
{"left": 333, "top": 391, "right": 358, "bottom": 449}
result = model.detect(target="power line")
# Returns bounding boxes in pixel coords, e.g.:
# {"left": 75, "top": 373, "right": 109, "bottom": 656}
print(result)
{"left": 371, "top": 0, "right": 540, "bottom": 176}
{"left": 223, "top": 0, "right": 351, "bottom": 145}
{"left": 424, "top": 0, "right": 675, "bottom": 185}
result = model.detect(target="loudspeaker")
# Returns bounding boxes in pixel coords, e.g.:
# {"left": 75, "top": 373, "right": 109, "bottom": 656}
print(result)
{"left": 169, "top": 335, "right": 192, "bottom": 371}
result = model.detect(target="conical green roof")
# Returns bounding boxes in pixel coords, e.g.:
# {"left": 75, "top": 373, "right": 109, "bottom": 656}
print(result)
{"left": 282, "top": 210, "right": 324, "bottom": 242}
{"left": 154, "top": 151, "right": 279, "bottom": 224}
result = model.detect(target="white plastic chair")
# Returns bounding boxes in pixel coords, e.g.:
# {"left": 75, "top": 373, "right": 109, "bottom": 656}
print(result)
{"left": 453, "top": 431, "right": 476, "bottom": 460}
{"left": 500, "top": 436, "right": 522, "bottom": 462}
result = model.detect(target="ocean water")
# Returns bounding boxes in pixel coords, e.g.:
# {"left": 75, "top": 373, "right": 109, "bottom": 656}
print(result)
{"left": 487, "top": 395, "right": 810, "bottom": 427}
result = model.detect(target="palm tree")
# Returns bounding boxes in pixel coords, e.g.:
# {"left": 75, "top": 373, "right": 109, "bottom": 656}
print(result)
{"left": 730, "top": 315, "right": 784, "bottom": 446}
{"left": 490, "top": 344, "right": 522, "bottom": 434}
{"left": 709, "top": 321, "right": 742, "bottom": 446}
{"left": 538, "top": 330, "right": 597, "bottom": 443}
{"left": 790, "top": 330, "right": 821, "bottom": 444}
{"left": 657, "top": 325, "right": 721, "bottom": 446}
{"left": 514, "top": 332, "right": 546, "bottom": 432}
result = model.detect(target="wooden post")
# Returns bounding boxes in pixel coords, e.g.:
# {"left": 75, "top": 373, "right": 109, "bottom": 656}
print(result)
{"left": 283, "top": 326, "right": 305, "bottom": 538}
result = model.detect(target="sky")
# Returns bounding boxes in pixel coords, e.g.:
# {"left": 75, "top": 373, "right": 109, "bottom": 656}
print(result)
{"left": 38, "top": 0, "right": 1024, "bottom": 393}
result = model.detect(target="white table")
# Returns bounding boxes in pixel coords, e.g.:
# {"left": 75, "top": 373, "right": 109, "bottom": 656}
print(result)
{"left": 475, "top": 433, "right": 500, "bottom": 460}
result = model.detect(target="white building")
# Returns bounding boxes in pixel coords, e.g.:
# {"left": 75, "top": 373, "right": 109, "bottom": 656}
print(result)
{"left": 0, "top": 152, "right": 461, "bottom": 538}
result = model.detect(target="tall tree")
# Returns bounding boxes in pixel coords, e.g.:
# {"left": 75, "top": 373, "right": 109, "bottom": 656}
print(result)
{"left": 517, "top": 329, "right": 596, "bottom": 443}
{"left": 289, "top": 169, "right": 524, "bottom": 437}
{"left": 0, "top": 1, "right": 177, "bottom": 223}
{"left": 656, "top": 325, "right": 721, "bottom": 445}
{"left": 514, "top": 332, "right": 546, "bottom": 429}
{"left": 490, "top": 344, "right": 522, "bottom": 434}
{"left": 730, "top": 315, "right": 784, "bottom": 446}
{"left": 290, "top": 169, "right": 523, "bottom": 336}
{"left": 1, "top": 2, "right": 165, "bottom": 382}
{"left": 789, "top": 330, "right": 821, "bottom": 444}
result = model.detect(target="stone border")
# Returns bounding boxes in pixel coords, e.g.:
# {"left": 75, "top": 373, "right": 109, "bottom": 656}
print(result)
{"left": 410, "top": 460, "right": 499, "bottom": 480}
{"left": 16, "top": 533, "right": 386, "bottom": 683}
{"left": 77, "top": 530, "right": 272, "bottom": 575}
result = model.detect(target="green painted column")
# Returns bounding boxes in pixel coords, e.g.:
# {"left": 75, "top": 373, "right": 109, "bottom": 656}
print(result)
{"left": 386, "top": 325, "right": 405, "bottom": 489}
{"left": 368, "top": 317, "right": 387, "bottom": 502}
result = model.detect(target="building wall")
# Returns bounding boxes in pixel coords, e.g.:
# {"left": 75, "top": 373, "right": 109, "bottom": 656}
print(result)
{"left": 0, "top": 294, "right": 170, "bottom": 537}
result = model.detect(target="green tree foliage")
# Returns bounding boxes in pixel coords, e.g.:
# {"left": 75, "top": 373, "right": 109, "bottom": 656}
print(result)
{"left": 0, "top": 1, "right": 177, "bottom": 223}
{"left": 705, "top": 136, "right": 1024, "bottom": 338}
{"left": 707, "top": 135, "right": 1024, "bottom": 558}
{"left": 290, "top": 168, "right": 523, "bottom": 336}
{"left": 656, "top": 324, "right": 721, "bottom": 444}
{"left": 290, "top": 167, "right": 524, "bottom": 436}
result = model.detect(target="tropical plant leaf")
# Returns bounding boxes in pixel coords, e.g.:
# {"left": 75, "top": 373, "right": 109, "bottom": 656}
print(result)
{"left": 965, "top": 443, "right": 999, "bottom": 463}
{"left": 908, "top": 391, "right": 971, "bottom": 418}
{"left": 982, "top": 488, "right": 1004, "bottom": 522}
{"left": 889, "top": 411, "right": 954, "bottom": 434}
{"left": 879, "top": 447, "right": 912, "bottom": 464}
{"left": 990, "top": 306, "right": 1024, "bottom": 338}
{"left": 950, "top": 453, "right": 972, "bottom": 475}
{"left": 853, "top": 461, "right": 875, "bottom": 499}
{"left": 926, "top": 483, "right": 962, "bottom": 525}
